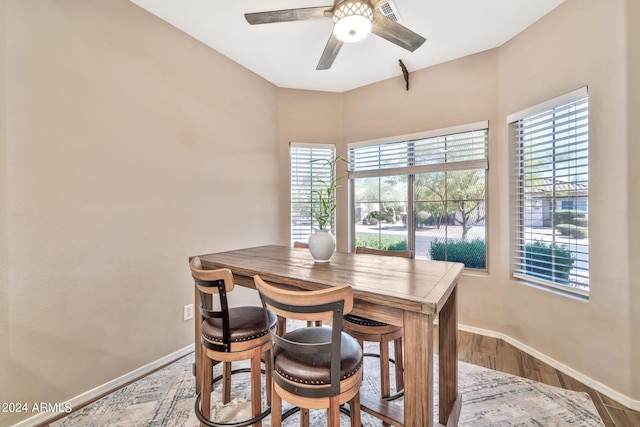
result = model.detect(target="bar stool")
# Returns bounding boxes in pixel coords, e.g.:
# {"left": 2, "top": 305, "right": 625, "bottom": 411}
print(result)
{"left": 342, "top": 247, "right": 413, "bottom": 404}
{"left": 254, "top": 274, "right": 363, "bottom": 427}
{"left": 190, "top": 257, "right": 277, "bottom": 427}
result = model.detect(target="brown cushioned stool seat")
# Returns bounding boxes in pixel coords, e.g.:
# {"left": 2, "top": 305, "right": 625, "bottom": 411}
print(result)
{"left": 344, "top": 314, "right": 397, "bottom": 330}
{"left": 274, "top": 327, "right": 362, "bottom": 386}
{"left": 202, "top": 306, "right": 274, "bottom": 345}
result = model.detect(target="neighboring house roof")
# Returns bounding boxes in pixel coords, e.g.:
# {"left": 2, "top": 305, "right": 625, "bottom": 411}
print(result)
{"left": 529, "top": 178, "right": 588, "bottom": 197}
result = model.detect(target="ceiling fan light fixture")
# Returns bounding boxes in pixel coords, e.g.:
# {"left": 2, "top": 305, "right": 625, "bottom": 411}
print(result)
{"left": 332, "top": 1, "right": 374, "bottom": 43}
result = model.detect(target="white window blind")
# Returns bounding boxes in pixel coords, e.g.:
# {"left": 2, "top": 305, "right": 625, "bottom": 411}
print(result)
{"left": 349, "top": 123, "right": 488, "bottom": 178}
{"left": 290, "top": 143, "right": 335, "bottom": 245}
{"left": 509, "top": 88, "right": 589, "bottom": 295}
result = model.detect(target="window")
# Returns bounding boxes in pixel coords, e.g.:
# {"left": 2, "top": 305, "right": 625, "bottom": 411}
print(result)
{"left": 508, "top": 87, "right": 589, "bottom": 295}
{"left": 348, "top": 122, "right": 489, "bottom": 269}
{"left": 290, "top": 143, "right": 335, "bottom": 245}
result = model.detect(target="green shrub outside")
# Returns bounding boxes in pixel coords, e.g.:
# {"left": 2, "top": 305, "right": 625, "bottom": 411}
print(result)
{"left": 356, "top": 236, "right": 574, "bottom": 283}
{"left": 429, "top": 239, "right": 486, "bottom": 269}
{"left": 416, "top": 211, "right": 435, "bottom": 226}
{"left": 556, "top": 224, "right": 588, "bottom": 238}
{"left": 355, "top": 235, "right": 408, "bottom": 251}
{"left": 367, "top": 211, "right": 383, "bottom": 221}
{"left": 428, "top": 239, "right": 574, "bottom": 282}
{"left": 367, "top": 208, "right": 399, "bottom": 224}
{"left": 524, "top": 241, "right": 574, "bottom": 284}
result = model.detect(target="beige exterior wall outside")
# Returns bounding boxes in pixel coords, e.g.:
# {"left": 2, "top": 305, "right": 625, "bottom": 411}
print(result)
{"left": 1, "top": 1, "right": 279, "bottom": 425}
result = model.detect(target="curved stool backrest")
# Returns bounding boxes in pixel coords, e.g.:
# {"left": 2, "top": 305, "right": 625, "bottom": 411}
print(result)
{"left": 354, "top": 246, "right": 414, "bottom": 259}
{"left": 255, "top": 275, "right": 354, "bottom": 398}
{"left": 190, "top": 257, "right": 235, "bottom": 353}
{"left": 254, "top": 274, "right": 363, "bottom": 426}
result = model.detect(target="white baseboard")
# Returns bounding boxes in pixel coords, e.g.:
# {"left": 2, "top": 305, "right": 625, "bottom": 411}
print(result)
{"left": 458, "top": 323, "right": 640, "bottom": 411}
{"left": 11, "top": 344, "right": 194, "bottom": 427}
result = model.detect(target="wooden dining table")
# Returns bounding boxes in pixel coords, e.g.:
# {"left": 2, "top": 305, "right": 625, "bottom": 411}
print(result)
{"left": 191, "top": 245, "right": 464, "bottom": 427}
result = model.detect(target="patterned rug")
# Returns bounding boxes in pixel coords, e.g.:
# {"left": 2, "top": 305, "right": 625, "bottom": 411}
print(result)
{"left": 51, "top": 346, "right": 604, "bottom": 427}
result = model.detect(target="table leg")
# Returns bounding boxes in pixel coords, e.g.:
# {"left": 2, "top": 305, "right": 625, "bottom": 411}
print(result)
{"left": 439, "top": 285, "right": 460, "bottom": 426}
{"left": 403, "top": 310, "right": 434, "bottom": 427}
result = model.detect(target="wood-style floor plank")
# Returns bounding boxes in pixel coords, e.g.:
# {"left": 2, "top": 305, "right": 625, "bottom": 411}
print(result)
{"left": 446, "top": 329, "right": 640, "bottom": 427}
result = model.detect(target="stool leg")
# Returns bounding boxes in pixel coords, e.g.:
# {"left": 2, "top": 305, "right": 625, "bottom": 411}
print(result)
{"left": 200, "top": 347, "right": 213, "bottom": 426}
{"left": 327, "top": 396, "right": 340, "bottom": 427}
{"left": 300, "top": 408, "right": 310, "bottom": 427}
{"left": 380, "top": 339, "right": 391, "bottom": 398}
{"left": 271, "top": 383, "right": 283, "bottom": 427}
{"left": 251, "top": 347, "right": 263, "bottom": 427}
{"left": 222, "top": 361, "right": 232, "bottom": 404}
{"left": 350, "top": 394, "right": 361, "bottom": 427}
{"left": 265, "top": 350, "right": 272, "bottom": 405}
{"left": 394, "top": 336, "right": 404, "bottom": 391}
{"left": 277, "top": 316, "right": 287, "bottom": 335}
{"left": 380, "top": 339, "right": 391, "bottom": 427}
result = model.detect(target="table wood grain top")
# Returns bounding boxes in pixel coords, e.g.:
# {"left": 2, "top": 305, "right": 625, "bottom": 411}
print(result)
{"left": 196, "top": 245, "right": 464, "bottom": 316}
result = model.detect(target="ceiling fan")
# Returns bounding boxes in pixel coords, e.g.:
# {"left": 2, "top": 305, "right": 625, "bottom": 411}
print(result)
{"left": 244, "top": 0, "right": 427, "bottom": 70}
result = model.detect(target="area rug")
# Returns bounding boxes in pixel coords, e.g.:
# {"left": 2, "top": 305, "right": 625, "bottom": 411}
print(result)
{"left": 51, "top": 344, "right": 603, "bottom": 427}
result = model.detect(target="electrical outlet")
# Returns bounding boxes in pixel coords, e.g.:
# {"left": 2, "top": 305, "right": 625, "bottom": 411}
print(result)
{"left": 183, "top": 304, "right": 194, "bottom": 321}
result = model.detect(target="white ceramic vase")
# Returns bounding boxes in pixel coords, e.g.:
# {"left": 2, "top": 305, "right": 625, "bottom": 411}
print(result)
{"left": 308, "top": 229, "right": 336, "bottom": 263}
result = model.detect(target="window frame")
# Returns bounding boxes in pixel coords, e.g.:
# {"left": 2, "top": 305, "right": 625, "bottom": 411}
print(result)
{"left": 507, "top": 87, "right": 590, "bottom": 297}
{"left": 347, "top": 122, "right": 489, "bottom": 270}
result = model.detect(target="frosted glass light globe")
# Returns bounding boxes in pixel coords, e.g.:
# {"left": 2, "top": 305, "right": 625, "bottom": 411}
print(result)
{"left": 332, "top": 1, "right": 373, "bottom": 43}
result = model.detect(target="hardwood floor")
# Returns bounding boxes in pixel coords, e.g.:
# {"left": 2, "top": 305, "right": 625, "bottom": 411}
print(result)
{"left": 450, "top": 329, "right": 640, "bottom": 427}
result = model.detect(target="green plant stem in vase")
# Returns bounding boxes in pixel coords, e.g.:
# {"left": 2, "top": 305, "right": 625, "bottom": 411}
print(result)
{"left": 311, "top": 155, "right": 349, "bottom": 231}
{"left": 308, "top": 155, "right": 349, "bottom": 262}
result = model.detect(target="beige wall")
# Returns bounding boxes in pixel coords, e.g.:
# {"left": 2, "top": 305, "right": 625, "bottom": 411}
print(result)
{"left": 627, "top": 0, "right": 640, "bottom": 400}
{"left": 0, "top": 1, "right": 9, "bottom": 419}
{"left": 278, "top": 0, "right": 638, "bottom": 405}
{"left": 1, "top": 1, "right": 280, "bottom": 425}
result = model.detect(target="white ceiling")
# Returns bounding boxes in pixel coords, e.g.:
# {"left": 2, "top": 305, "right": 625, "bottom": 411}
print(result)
{"left": 129, "top": 0, "right": 565, "bottom": 93}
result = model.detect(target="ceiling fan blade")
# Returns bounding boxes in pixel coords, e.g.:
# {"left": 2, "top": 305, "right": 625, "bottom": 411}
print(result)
{"left": 316, "top": 33, "right": 343, "bottom": 70}
{"left": 371, "top": 11, "right": 426, "bottom": 52}
{"left": 245, "top": 6, "right": 333, "bottom": 25}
